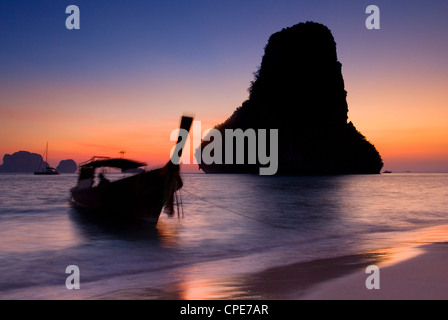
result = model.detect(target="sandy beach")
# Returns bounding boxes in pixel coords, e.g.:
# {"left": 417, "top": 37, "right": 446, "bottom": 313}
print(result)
{"left": 296, "top": 225, "right": 448, "bottom": 300}
{"left": 301, "top": 242, "right": 448, "bottom": 300}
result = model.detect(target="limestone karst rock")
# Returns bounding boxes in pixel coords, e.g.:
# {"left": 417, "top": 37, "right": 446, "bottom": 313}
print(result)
{"left": 0, "top": 151, "right": 48, "bottom": 173}
{"left": 197, "top": 21, "right": 383, "bottom": 174}
{"left": 56, "top": 159, "right": 78, "bottom": 173}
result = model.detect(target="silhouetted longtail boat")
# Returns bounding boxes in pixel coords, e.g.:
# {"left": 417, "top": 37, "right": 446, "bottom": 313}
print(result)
{"left": 70, "top": 116, "right": 193, "bottom": 223}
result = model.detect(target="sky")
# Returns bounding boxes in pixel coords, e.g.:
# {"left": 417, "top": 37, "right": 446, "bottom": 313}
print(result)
{"left": 0, "top": 0, "right": 447, "bottom": 172}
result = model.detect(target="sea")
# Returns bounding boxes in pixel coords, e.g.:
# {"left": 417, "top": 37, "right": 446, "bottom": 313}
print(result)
{"left": 0, "top": 173, "right": 447, "bottom": 300}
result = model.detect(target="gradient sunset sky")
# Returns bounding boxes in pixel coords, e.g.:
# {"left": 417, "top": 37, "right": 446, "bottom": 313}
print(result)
{"left": 1, "top": 0, "right": 447, "bottom": 172}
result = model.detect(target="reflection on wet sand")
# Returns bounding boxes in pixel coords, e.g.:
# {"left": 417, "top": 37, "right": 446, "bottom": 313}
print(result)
{"left": 91, "top": 251, "right": 386, "bottom": 300}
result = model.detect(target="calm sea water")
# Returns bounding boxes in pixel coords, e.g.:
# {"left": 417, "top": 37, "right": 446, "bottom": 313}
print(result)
{"left": 0, "top": 173, "right": 447, "bottom": 299}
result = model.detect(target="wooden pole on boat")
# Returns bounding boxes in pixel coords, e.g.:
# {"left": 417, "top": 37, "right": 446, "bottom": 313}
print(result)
{"left": 165, "top": 115, "right": 193, "bottom": 214}
{"left": 168, "top": 115, "right": 194, "bottom": 169}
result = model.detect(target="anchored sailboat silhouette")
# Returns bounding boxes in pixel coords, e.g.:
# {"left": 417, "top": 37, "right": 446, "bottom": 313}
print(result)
{"left": 34, "top": 142, "right": 59, "bottom": 175}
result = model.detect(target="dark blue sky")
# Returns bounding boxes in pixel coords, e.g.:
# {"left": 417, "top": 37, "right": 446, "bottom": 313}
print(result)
{"left": 1, "top": 0, "right": 447, "bottom": 87}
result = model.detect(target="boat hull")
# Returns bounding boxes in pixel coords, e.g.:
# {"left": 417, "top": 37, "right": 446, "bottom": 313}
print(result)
{"left": 70, "top": 169, "right": 172, "bottom": 223}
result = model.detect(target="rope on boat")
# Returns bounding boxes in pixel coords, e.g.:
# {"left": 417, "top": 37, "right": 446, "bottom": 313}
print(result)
{"left": 181, "top": 189, "right": 295, "bottom": 230}
{"left": 174, "top": 190, "right": 184, "bottom": 218}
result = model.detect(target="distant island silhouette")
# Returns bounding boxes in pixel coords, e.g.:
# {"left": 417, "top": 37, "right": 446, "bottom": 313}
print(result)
{"left": 56, "top": 159, "right": 78, "bottom": 173}
{"left": 0, "top": 151, "right": 77, "bottom": 173}
{"left": 197, "top": 21, "right": 383, "bottom": 174}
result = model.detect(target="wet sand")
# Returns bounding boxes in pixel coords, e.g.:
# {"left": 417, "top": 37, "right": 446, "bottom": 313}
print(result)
{"left": 91, "top": 251, "right": 386, "bottom": 300}
{"left": 198, "top": 224, "right": 448, "bottom": 300}
{"left": 208, "top": 225, "right": 448, "bottom": 300}
{"left": 300, "top": 242, "right": 448, "bottom": 300}
{"left": 277, "top": 225, "right": 448, "bottom": 300}
{"left": 234, "top": 251, "right": 387, "bottom": 299}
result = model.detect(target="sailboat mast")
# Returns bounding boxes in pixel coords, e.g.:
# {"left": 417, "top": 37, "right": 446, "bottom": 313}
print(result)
{"left": 46, "top": 142, "right": 48, "bottom": 164}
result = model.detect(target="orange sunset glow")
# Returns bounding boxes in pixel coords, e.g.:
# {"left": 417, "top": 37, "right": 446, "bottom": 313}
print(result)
{"left": 2, "top": 66, "right": 447, "bottom": 172}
